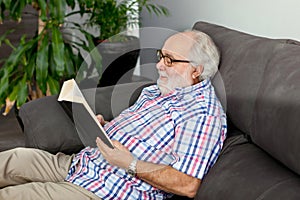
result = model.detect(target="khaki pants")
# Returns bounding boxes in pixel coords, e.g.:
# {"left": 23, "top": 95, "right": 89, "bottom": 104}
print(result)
{"left": 0, "top": 147, "right": 101, "bottom": 200}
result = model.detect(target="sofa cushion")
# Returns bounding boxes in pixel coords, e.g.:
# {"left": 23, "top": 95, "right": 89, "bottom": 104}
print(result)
{"left": 192, "top": 21, "right": 282, "bottom": 135}
{"left": 251, "top": 42, "right": 300, "bottom": 175}
{"left": 18, "top": 81, "right": 153, "bottom": 154}
{"left": 19, "top": 95, "right": 83, "bottom": 154}
{"left": 0, "top": 110, "right": 25, "bottom": 151}
{"left": 196, "top": 134, "right": 300, "bottom": 200}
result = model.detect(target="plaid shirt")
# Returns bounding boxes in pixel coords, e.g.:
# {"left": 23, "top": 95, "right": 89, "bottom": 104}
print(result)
{"left": 65, "top": 79, "right": 227, "bottom": 200}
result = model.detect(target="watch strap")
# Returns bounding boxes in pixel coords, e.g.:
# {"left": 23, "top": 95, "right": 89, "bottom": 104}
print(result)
{"left": 127, "top": 157, "right": 138, "bottom": 177}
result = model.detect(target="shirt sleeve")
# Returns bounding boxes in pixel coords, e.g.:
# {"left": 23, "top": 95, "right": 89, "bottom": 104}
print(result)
{"left": 170, "top": 115, "right": 225, "bottom": 179}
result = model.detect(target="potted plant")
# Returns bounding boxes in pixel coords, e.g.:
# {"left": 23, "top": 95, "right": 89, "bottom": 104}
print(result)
{"left": 70, "top": 0, "right": 169, "bottom": 86}
{"left": 0, "top": 0, "right": 99, "bottom": 115}
{"left": 0, "top": 0, "right": 169, "bottom": 115}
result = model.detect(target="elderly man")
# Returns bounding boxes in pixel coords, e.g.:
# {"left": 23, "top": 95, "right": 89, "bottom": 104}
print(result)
{"left": 0, "top": 30, "right": 227, "bottom": 199}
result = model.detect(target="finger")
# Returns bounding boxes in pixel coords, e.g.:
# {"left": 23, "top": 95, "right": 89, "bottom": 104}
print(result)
{"left": 96, "top": 137, "right": 104, "bottom": 146}
{"left": 111, "top": 140, "right": 121, "bottom": 149}
{"left": 111, "top": 140, "right": 130, "bottom": 152}
{"left": 96, "top": 137, "right": 107, "bottom": 152}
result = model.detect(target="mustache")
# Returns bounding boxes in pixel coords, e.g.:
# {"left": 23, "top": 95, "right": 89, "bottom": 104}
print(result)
{"left": 158, "top": 71, "right": 168, "bottom": 77}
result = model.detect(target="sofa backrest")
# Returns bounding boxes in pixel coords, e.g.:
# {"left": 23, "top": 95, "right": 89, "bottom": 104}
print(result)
{"left": 252, "top": 42, "right": 300, "bottom": 175}
{"left": 193, "top": 21, "right": 300, "bottom": 175}
{"left": 193, "top": 21, "right": 280, "bottom": 135}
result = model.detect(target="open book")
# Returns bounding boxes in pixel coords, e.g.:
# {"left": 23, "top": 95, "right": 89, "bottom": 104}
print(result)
{"left": 58, "top": 79, "right": 114, "bottom": 149}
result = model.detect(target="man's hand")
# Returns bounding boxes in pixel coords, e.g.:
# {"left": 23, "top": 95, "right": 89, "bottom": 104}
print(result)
{"left": 96, "top": 137, "right": 200, "bottom": 198}
{"left": 96, "top": 137, "right": 133, "bottom": 169}
{"left": 96, "top": 114, "right": 108, "bottom": 126}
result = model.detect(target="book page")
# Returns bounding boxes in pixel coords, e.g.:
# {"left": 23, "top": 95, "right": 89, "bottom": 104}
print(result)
{"left": 58, "top": 79, "right": 97, "bottom": 121}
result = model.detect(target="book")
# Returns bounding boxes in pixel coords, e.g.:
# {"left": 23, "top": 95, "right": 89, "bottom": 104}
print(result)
{"left": 57, "top": 79, "right": 114, "bottom": 149}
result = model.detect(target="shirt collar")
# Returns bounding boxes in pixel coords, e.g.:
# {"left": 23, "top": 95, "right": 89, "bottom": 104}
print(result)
{"left": 173, "top": 79, "right": 211, "bottom": 97}
{"left": 143, "top": 79, "right": 212, "bottom": 99}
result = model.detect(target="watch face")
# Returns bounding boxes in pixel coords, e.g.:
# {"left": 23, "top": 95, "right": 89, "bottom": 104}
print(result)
{"left": 128, "top": 169, "right": 135, "bottom": 176}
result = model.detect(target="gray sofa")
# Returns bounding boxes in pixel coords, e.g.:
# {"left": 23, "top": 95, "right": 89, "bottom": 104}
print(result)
{"left": 2, "top": 21, "right": 300, "bottom": 199}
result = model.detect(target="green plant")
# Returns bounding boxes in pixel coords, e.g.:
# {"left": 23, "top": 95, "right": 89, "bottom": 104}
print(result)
{"left": 71, "top": 0, "right": 170, "bottom": 42}
{"left": 0, "top": 0, "right": 98, "bottom": 114}
{"left": 0, "top": 0, "right": 169, "bottom": 115}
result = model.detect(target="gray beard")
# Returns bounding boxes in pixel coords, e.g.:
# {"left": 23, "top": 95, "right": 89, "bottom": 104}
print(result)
{"left": 157, "top": 73, "right": 191, "bottom": 96}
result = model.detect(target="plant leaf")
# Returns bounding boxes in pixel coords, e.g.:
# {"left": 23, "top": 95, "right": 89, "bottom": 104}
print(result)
{"left": 37, "top": 0, "right": 47, "bottom": 21}
{"left": 25, "top": 39, "right": 38, "bottom": 77}
{"left": 0, "top": 29, "right": 14, "bottom": 46}
{"left": 8, "top": 80, "right": 20, "bottom": 101}
{"left": 2, "top": 0, "right": 11, "bottom": 11}
{"left": 51, "top": 26, "right": 65, "bottom": 77}
{"left": 36, "top": 33, "right": 49, "bottom": 93}
{"left": 47, "top": 76, "right": 60, "bottom": 95}
{"left": 50, "top": 0, "right": 66, "bottom": 24}
{"left": 3, "top": 35, "right": 28, "bottom": 74}
{"left": 57, "top": 0, "right": 67, "bottom": 24}
{"left": 16, "top": 75, "right": 28, "bottom": 108}
{"left": 10, "top": 0, "right": 25, "bottom": 21}
{"left": 66, "top": 0, "right": 76, "bottom": 10}
{"left": 0, "top": 69, "right": 9, "bottom": 101}
{"left": 64, "top": 44, "right": 75, "bottom": 77}
{"left": 48, "top": 46, "right": 56, "bottom": 77}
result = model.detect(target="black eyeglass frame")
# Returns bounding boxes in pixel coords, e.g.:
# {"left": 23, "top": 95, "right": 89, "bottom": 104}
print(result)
{"left": 157, "top": 50, "right": 191, "bottom": 67}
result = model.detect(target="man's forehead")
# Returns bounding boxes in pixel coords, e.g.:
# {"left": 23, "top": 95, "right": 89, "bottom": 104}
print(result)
{"left": 162, "top": 32, "right": 195, "bottom": 58}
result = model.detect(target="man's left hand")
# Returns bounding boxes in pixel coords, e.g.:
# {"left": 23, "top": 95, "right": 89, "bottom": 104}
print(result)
{"left": 96, "top": 137, "right": 134, "bottom": 169}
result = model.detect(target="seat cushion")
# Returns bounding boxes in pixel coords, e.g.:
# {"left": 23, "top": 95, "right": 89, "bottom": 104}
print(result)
{"left": 195, "top": 135, "right": 300, "bottom": 200}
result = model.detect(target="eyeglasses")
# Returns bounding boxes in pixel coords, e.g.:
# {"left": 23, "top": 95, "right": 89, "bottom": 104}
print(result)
{"left": 156, "top": 50, "right": 191, "bottom": 67}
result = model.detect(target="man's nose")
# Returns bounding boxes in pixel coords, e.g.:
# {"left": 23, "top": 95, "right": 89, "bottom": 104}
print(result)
{"left": 156, "top": 59, "right": 165, "bottom": 70}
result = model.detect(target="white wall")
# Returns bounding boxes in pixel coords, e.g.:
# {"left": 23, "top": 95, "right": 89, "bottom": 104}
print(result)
{"left": 141, "top": 0, "right": 300, "bottom": 41}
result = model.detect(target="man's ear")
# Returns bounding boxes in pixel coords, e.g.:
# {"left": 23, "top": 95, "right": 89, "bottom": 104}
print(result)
{"left": 192, "top": 65, "right": 204, "bottom": 79}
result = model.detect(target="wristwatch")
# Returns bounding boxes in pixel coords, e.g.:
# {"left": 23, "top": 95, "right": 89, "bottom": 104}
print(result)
{"left": 127, "top": 157, "right": 138, "bottom": 177}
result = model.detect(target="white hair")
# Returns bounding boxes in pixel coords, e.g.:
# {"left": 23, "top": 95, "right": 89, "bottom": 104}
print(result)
{"left": 187, "top": 30, "right": 220, "bottom": 80}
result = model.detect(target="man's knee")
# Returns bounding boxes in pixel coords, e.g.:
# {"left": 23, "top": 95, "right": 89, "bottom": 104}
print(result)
{"left": 9, "top": 147, "right": 37, "bottom": 160}
{"left": 2, "top": 147, "right": 43, "bottom": 168}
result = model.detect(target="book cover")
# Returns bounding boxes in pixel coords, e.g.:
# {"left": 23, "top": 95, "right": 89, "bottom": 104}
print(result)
{"left": 58, "top": 79, "right": 114, "bottom": 149}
